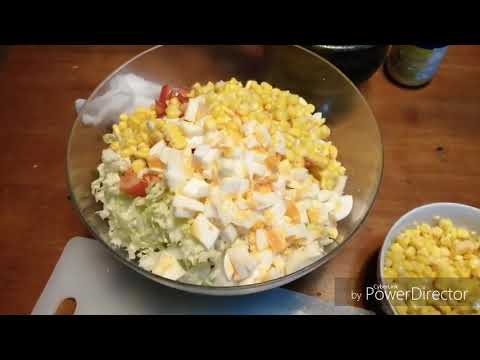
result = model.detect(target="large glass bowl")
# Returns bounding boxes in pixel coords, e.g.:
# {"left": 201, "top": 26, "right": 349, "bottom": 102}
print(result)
{"left": 67, "top": 45, "right": 383, "bottom": 296}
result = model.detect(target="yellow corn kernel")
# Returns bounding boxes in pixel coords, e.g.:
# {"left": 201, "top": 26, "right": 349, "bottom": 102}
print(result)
{"left": 118, "top": 121, "right": 128, "bottom": 130}
{"left": 411, "top": 238, "right": 425, "bottom": 250}
{"left": 384, "top": 268, "right": 398, "bottom": 279}
{"left": 432, "top": 227, "right": 443, "bottom": 238}
{"left": 136, "top": 150, "right": 150, "bottom": 159}
{"left": 329, "top": 145, "right": 338, "bottom": 159}
{"left": 168, "top": 98, "right": 180, "bottom": 106}
{"left": 439, "top": 218, "right": 453, "bottom": 230}
{"left": 305, "top": 104, "right": 315, "bottom": 114}
{"left": 261, "top": 82, "right": 273, "bottom": 91}
{"left": 162, "top": 124, "right": 186, "bottom": 150}
{"left": 404, "top": 261, "right": 418, "bottom": 272}
{"left": 131, "top": 159, "right": 146, "bottom": 174}
{"left": 287, "top": 94, "right": 300, "bottom": 105}
{"left": 306, "top": 155, "right": 329, "bottom": 169}
{"left": 439, "top": 247, "right": 450, "bottom": 257}
{"left": 391, "top": 252, "right": 405, "bottom": 266}
{"left": 138, "top": 132, "right": 148, "bottom": 143}
{"left": 230, "top": 130, "right": 243, "bottom": 143}
{"left": 396, "top": 306, "right": 408, "bottom": 315}
{"left": 287, "top": 106, "right": 299, "bottom": 119}
{"left": 126, "top": 118, "right": 136, "bottom": 129}
{"left": 405, "top": 246, "right": 416, "bottom": 259}
{"left": 457, "top": 228, "right": 470, "bottom": 239}
{"left": 275, "top": 110, "right": 288, "bottom": 122}
{"left": 459, "top": 269, "right": 471, "bottom": 278}
{"left": 468, "top": 256, "right": 479, "bottom": 269}
{"left": 320, "top": 176, "right": 336, "bottom": 191}
{"left": 138, "top": 142, "right": 149, "bottom": 151}
{"left": 166, "top": 107, "right": 181, "bottom": 119}
{"left": 427, "top": 307, "right": 442, "bottom": 315}
{"left": 391, "top": 243, "right": 404, "bottom": 254}
{"left": 113, "top": 124, "right": 121, "bottom": 137}
{"left": 152, "top": 130, "right": 163, "bottom": 141}
{"left": 289, "top": 127, "right": 302, "bottom": 138}
{"left": 205, "top": 117, "right": 217, "bottom": 131}
{"left": 397, "top": 235, "right": 410, "bottom": 248}
{"left": 319, "top": 125, "right": 331, "bottom": 139}
{"left": 431, "top": 246, "right": 441, "bottom": 258}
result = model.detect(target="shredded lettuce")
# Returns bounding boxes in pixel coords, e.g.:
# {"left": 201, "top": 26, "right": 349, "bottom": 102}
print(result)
{"left": 91, "top": 149, "right": 221, "bottom": 282}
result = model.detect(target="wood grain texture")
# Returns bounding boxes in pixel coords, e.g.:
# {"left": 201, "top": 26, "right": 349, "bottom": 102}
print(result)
{"left": 0, "top": 45, "right": 479, "bottom": 314}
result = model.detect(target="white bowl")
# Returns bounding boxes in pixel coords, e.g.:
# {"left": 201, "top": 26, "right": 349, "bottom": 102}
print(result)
{"left": 377, "top": 202, "right": 480, "bottom": 314}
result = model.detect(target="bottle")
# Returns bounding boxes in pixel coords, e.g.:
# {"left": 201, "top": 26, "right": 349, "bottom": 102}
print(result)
{"left": 385, "top": 45, "right": 449, "bottom": 88}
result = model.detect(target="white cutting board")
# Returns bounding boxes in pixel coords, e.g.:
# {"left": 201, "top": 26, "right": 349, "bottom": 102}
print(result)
{"left": 32, "top": 237, "right": 374, "bottom": 315}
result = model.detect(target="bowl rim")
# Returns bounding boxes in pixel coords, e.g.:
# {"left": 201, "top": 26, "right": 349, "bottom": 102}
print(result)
{"left": 377, "top": 202, "right": 480, "bottom": 314}
{"left": 309, "top": 45, "right": 382, "bottom": 52}
{"left": 67, "top": 45, "right": 384, "bottom": 295}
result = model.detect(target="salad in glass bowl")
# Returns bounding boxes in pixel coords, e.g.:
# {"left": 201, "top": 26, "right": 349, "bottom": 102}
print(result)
{"left": 91, "top": 78, "right": 353, "bottom": 287}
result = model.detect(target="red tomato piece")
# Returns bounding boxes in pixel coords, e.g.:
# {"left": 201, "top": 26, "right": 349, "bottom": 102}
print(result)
{"left": 159, "top": 84, "right": 172, "bottom": 104}
{"left": 120, "top": 169, "right": 148, "bottom": 198}
{"left": 155, "top": 85, "right": 190, "bottom": 117}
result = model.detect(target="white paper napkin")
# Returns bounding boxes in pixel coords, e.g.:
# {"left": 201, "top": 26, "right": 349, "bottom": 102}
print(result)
{"left": 76, "top": 74, "right": 162, "bottom": 128}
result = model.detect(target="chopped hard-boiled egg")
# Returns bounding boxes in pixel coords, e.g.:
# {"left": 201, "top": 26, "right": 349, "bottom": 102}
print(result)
{"left": 218, "top": 158, "right": 247, "bottom": 178}
{"left": 180, "top": 122, "right": 204, "bottom": 137}
{"left": 221, "top": 177, "right": 250, "bottom": 195}
{"left": 209, "top": 193, "right": 236, "bottom": 226}
{"left": 175, "top": 207, "right": 195, "bottom": 219}
{"left": 223, "top": 251, "right": 235, "bottom": 281}
{"left": 227, "top": 244, "right": 258, "bottom": 281}
{"left": 331, "top": 195, "right": 353, "bottom": 221}
{"left": 295, "top": 201, "right": 310, "bottom": 224}
{"left": 256, "top": 229, "right": 269, "bottom": 251}
{"left": 183, "top": 178, "right": 210, "bottom": 199}
{"left": 152, "top": 252, "right": 186, "bottom": 281}
{"left": 192, "top": 214, "right": 220, "bottom": 250}
{"left": 232, "top": 210, "right": 261, "bottom": 231}
{"left": 255, "top": 125, "right": 272, "bottom": 147}
{"left": 267, "top": 228, "right": 288, "bottom": 253}
{"left": 163, "top": 148, "right": 190, "bottom": 190}
{"left": 221, "top": 224, "right": 238, "bottom": 244}
{"left": 238, "top": 250, "right": 274, "bottom": 285}
{"left": 184, "top": 95, "right": 205, "bottom": 122}
{"left": 251, "top": 192, "right": 274, "bottom": 210}
{"left": 285, "top": 242, "right": 323, "bottom": 274}
{"left": 285, "top": 223, "right": 309, "bottom": 241}
{"left": 334, "top": 176, "right": 348, "bottom": 194}
{"left": 187, "top": 136, "right": 204, "bottom": 148}
{"left": 173, "top": 194, "right": 205, "bottom": 213}
{"left": 273, "top": 176, "right": 287, "bottom": 194}
{"left": 194, "top": 144, "right": 220, "bottom": 166}
{"left": 97, "top": 78, "right": 353, "bottom": 288}
{"left": 149, "top": 141, "right": 169, "bottom": 163}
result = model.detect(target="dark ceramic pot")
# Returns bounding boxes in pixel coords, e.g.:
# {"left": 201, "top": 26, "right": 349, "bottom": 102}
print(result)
{"left": 304, "top": 45, "right": 389, "bottom": 84}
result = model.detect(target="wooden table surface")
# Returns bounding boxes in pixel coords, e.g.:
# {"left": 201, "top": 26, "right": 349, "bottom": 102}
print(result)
{"left": 1, "top": 45, "right": 479, "bottom": 314}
